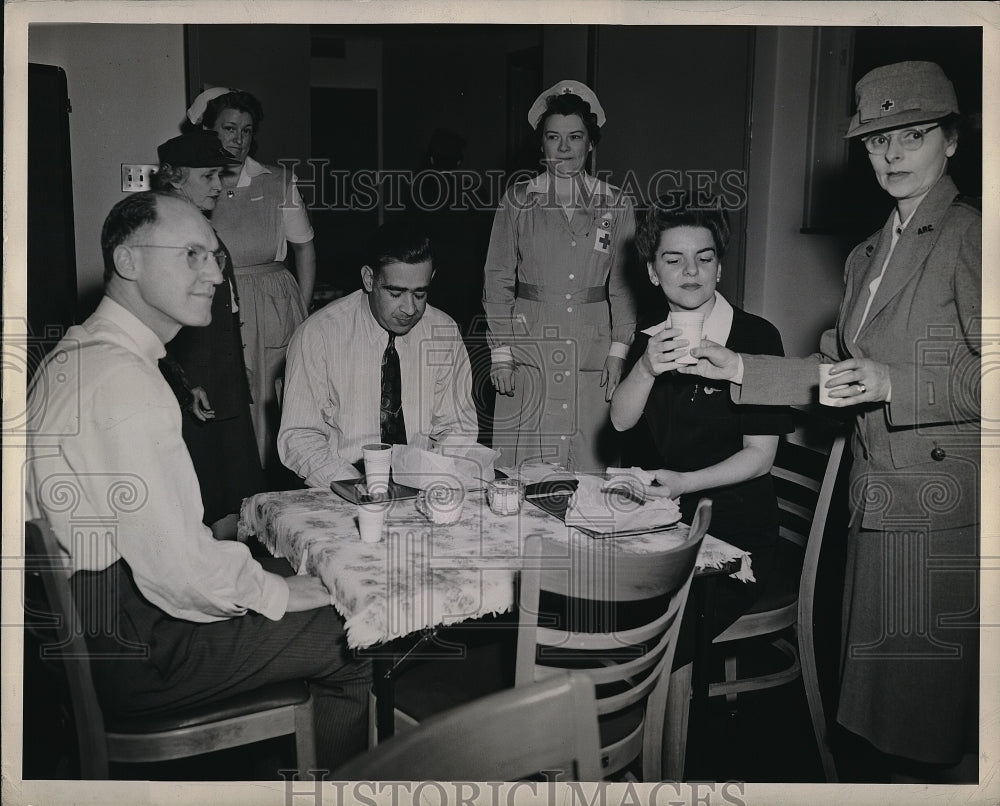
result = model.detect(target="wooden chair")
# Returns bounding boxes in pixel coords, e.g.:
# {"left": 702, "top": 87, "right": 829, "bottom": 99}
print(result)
{"left": 24, "top": 518, "right": 317, "bottom": 779}
{"left": 707, "top": 409, "right": 847, "bottom": 781}
{"left": 388, "top": 500, "right": 712, "bottom": 781}
{"left": 516, "top": 498, "right": 711, "bottom": 781}
{"left": 336, "top": 672, "right": 602, "bottom": 781}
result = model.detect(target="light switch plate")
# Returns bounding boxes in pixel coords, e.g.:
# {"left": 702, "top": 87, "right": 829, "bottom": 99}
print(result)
{"left": 121, "top": 164, "right": 158, "bottom": 192}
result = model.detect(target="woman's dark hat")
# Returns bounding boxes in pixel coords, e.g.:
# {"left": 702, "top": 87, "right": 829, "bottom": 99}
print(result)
{"left": 845, "top": 61, "right": 959, "bottom": 139}
{"left": 157, "top": 131, "right": 241, "bottom": 168}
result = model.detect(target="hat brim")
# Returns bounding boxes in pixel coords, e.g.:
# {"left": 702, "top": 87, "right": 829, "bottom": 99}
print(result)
{"left": 844, "top": 109, "right": 951, "bottom": 139}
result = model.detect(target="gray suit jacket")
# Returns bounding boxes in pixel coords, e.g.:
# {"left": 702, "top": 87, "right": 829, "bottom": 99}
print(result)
{"left": 736, "top": 176, "right": 981, "bottom": 530}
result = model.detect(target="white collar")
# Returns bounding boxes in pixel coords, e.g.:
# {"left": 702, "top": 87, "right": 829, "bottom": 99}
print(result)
{"left": 355, "top": 288, "right": 413, "bottom": 348}
{"left": 641, "top": 291, "right": 734, "bottom": 345}
{"left": 94, "top": 296, "right": 167, "bottom": 361}
{"left": 235, "top": 156, "right": 271, "bottom": 188}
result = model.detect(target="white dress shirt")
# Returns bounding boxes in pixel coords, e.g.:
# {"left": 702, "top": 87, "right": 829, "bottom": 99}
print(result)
{"left": 25, "top": 298, "right": 289, "bottom": 622}
{"left": 277, "top": 290, "right": 479, "bottom": 488}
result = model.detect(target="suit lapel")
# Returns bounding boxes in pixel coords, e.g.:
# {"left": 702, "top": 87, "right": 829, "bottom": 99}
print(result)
{"left": 842, "top": 217, "right": 894, "bottom": 347}
{"left": 859, "top": 176, "right": 958, "bottom": 337}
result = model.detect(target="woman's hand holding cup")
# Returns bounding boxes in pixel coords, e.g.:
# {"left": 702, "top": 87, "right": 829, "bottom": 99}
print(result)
{"left": 640, "top": 326, "right": 691, "bottom": 377}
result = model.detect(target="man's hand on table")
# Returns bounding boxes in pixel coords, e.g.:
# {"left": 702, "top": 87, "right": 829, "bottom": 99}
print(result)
{"left": 284, "top": 575, "right": 334, "bottom": 612}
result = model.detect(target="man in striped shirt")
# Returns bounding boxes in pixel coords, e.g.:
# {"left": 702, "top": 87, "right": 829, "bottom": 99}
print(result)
{"left": 277, "top": 222, "right": 479, "bottom": 488}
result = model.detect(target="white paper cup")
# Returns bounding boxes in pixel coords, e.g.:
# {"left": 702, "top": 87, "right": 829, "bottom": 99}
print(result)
{"left": 818, "top": 364, "right": 836, "bottom": 406}
{"left": 363, "top": 442, "right": 392, "bottom": 495}
{"left": 358, "top": 499, "right": 388, "bottom": 543}
{"left": 670, "top": 312, "right": 705, "bottom": 365}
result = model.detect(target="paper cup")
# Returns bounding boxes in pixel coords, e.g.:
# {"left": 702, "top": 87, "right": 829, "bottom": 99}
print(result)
{"left": 363, "top": 443, "right": 392, "bottom": 495}
{"left": 670, "top": 311, "right": 705, "bottom": 365}
{"left": 357, "top": 499, "right": 388, "bottom": 543}
{"left": 818, "top": 364, "right": 836, "bottom": 406}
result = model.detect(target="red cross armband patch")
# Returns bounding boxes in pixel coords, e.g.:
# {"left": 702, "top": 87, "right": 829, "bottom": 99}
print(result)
{"left": 594, "top": 215, "right": 613, "bottom": 253}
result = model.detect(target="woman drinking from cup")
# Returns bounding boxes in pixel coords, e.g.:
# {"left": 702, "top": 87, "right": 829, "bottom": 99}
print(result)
{"left": 611, "top": 199, "right": 791, "bottom": 631}
{"left": 483, "top": 80, "right": 636, "bottom": 473}
{"left": 682, "top": 62, "right": 980, "bottom": 781}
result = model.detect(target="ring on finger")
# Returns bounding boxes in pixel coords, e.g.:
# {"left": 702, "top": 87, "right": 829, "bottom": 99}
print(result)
{"left": 856, "top": 382, "right": 866, "bottom": 394}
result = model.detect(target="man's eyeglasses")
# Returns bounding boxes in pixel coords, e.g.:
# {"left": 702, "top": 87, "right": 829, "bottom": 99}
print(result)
{"left": 861, "top": 124, "right": 941, "bottom": 156}
{"left": 129, "top": 244, "right": 228, "bottom": 271}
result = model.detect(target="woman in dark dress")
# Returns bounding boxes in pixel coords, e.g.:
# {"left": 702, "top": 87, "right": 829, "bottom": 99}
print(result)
{"left": 153, "top": 131, "right": 264, "bottom": 538}
{"left": 611, "top": 200, "right": 791, "bottom": 635}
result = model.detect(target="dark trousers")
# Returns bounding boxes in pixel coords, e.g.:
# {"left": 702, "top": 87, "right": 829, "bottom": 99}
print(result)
{"left": 72, "top": 559, "right": 371, "bottom": 773}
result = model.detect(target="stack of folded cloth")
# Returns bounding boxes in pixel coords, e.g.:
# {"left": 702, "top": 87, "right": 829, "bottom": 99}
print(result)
{"left": 564, "top": 474, "right": 681, "bottom": 535}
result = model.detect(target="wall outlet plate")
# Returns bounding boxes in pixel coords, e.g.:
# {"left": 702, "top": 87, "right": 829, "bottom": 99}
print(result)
{"left": 121, "top": 164, "right": 158, "bottom": 192}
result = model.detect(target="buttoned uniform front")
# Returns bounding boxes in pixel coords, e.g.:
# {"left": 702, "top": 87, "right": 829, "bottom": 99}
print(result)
{"left": 25, "top": 297, "right": 370, "bottom": 768}
{"left": 210, "top": 156, "right": 313, "bottom": 468}
{"left": 483, "top": 173, "right": 637, "bottom": 471}
{"left": 734, "top": 174, "right": 980, "bottom": 764}
{"left": 277, "top": 289, "right": 478, "bottom": 488}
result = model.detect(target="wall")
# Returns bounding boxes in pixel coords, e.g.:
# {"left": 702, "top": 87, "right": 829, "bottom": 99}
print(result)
{"left": 382, "top": 25, "right": 542, "bottom": 174}
{"left": 28, "top": 24, "right": 187, "bottom": 311}
{"left": 186, "top": 25, "right": 312, "bottom": 170}
{"left": 744, "top": 27, "right": 845, "bottom": 357}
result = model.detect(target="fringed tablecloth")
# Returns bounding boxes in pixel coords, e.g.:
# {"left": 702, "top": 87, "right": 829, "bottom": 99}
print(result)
{"left": 239, "top": 488, "right": 752, "bottom": 649}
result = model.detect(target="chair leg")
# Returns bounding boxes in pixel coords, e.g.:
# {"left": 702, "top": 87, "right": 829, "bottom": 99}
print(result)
{"left": 724, "top": 654, "right": 738, "bottom": 706}
{"left": 293, "top": 697, "right": 317, "bottom": 779}
{"left": 642, "top": 669, "right": 672, "bottom": 782}
{"left": 367, "top": 690, "right": 378, "bottom": 748}
{"left": 663, "top": 662, "right": 693, "bottom": 780}
{"left": 797, "top": 624, "right": 838, "bottom": 782}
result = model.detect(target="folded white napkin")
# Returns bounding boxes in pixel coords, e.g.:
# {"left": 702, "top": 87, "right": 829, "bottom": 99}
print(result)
{"left": 605, "top": 466, "right": 656, "bottom": 486}
{"left": 565, "top": 475, "right": 681, "bottom": 535}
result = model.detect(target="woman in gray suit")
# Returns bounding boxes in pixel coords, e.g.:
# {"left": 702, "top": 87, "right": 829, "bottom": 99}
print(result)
{"left": 682, "top": 62, "right": 980, "bottom": 781}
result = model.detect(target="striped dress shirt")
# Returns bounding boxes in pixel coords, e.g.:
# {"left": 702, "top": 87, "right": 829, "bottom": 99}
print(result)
{"left": 277, "top": 290, "right": 479, "bottom": 488}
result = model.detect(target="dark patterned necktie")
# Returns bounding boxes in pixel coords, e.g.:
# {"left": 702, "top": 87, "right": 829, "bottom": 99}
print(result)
{"left": 380, "top": 333, "right": 407, "bottom": 444}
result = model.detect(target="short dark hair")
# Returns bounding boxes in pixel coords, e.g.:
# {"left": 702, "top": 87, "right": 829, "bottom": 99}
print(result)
{"left": 537, "top": 92, "right": 602, "bottom": 146}
{"left": 937, "top": 112, "right": 964, "bottom": 143}
{"left": 100, "top": 191, "right": 169, "bottom": 284}
{"left": 363, "top": 220, "right": 433, "bottom": 275}
{"left": 635, "top": 196, "right": 732, "bottom": 264}
{"left": 202, "top": 90, "right": 265, "bottom": 130}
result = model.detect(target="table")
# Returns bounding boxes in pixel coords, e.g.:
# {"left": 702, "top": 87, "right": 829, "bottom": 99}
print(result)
{"left": 238, "top": 487, "right": 754, "bottom": 750}
{"left": 239, "top": 487, "right": 754, "bottom": 649}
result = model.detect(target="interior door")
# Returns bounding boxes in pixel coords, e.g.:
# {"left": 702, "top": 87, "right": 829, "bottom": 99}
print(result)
{"left": 28, "top": 63, "right": 78, "bottom": 367}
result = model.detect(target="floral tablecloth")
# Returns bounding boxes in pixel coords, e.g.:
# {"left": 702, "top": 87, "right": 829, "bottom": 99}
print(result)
{"left": 238, "top": 488, "right": 753, "bottom": 649}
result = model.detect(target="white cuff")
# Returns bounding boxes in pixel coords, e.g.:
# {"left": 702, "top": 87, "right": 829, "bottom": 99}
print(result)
{"left": 491, "top": 346, "right": 513, "bottom": 364}
{"left": 733, "top": 355, "right": 745, "bottom": 385}
{"left": 607, "top": 342, "right": 630, "bottom": 360}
